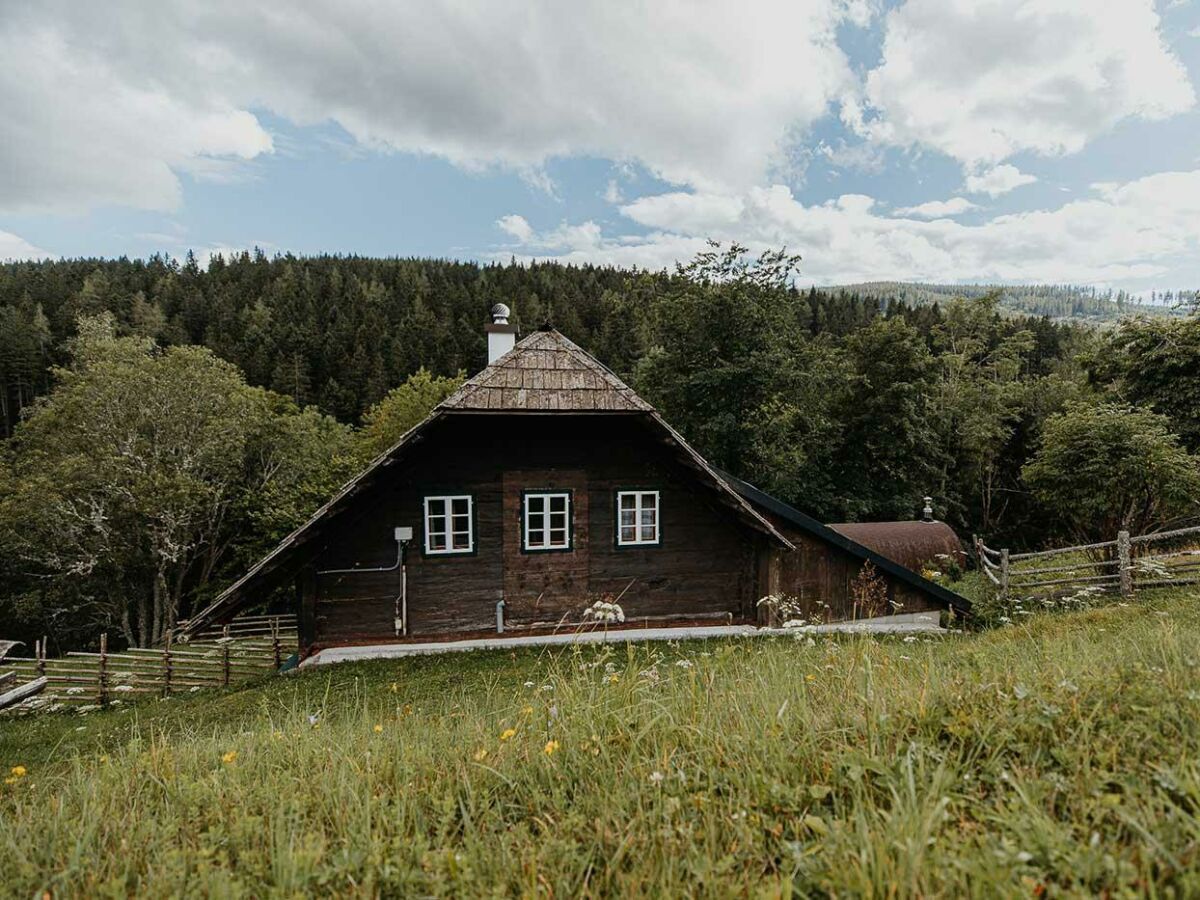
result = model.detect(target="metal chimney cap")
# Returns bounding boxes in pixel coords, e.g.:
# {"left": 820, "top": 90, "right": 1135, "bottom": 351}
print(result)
{"left": 921, "top": 496, "right": 934, "bottom": 522}
{"left": 490, "top": 303, "right": 511, "bottom": 324}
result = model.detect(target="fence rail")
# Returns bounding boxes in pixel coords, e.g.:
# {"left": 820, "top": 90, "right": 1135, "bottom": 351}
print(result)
{"left": 0, "top": 614, "right": 297, "bottom": 715}
{"left": 975, "top": 525, "right": 1200, "bottom": 604}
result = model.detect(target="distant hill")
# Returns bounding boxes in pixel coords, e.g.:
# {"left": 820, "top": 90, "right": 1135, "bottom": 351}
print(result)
{"left": 834, "top": 282, "right": 1195, "bottom": 322}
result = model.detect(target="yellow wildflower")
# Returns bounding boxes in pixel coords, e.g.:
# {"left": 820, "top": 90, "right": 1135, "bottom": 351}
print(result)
{"left": 500, "top": 728, "right": 517, "bottom": 742}
{"left": 390, "top": 682, "right": 399, "bottom": 693}
{"left": 99, "top": 755, "right": 109, "bottom": 764}
{"left": 402, "top": 703, "right": 414, "bottom": 716}
{"left": 543, "top": 740, "right": 560, "bottom": 756}
{"left": 805, "top": 674, "right": 816, "bottom": 683}
{"left": 3, "top": 777, "right": 16, "bottom": 786}
{"left": 373, "top": 724, "right": 384, "bottom": 733}
{"left": 221, "top": 751, "right": 238, "bottom": 765}
{"left": 473, "top": 748, "right": 489, "bottom": 762}
{"left": 521, "top": 705, "right": 534, "bottom": 716}
{"left": 10, "top": 766, "right": 27, "bottom": 778}
{"left": 608, "top": 674, "right": 620, "bottom": 684}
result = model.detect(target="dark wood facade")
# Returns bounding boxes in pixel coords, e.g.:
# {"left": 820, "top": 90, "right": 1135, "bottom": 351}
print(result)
{"left": 306, "top": 415, "right": 763, "bottom": 647}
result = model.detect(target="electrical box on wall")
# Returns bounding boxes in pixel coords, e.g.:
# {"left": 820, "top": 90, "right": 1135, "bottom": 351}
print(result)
{"left": 394, "top": 526, "right": 414, "bottom": 542}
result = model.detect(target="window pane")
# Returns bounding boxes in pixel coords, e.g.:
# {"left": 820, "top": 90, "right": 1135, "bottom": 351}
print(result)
{"left": 642, "top": 493, "right": 657, "bottom": 511}
{"left": 550, "top": 495, "right": 566, "bottom": 513}
{"left": 620, "top": 524, "right": 636, "bottom": 543}
{"left": 640, "top": 523, "right": 657, "bottom": 542}
{"left": 527, "top": 496, "right": 544, "bottom": 514}
{"left": 550, "top": 511, "right": 566, "bottom": 530}
{"left": 549, "top": 528, "right": 566, "bottom": 546}
{"left": 640, "top": 508, "right": 656, "bottom": 526}
{"left": 427, "top": 496, "right": 472, "bottom": 552}
{"left": 528, "top": 529, "right": 545, "bottom": 545}
{"left": 620, "top": 508, "right": 636, "bottom": 527}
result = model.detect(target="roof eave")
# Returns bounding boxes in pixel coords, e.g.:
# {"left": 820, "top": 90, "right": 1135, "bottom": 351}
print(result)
{"left": 717, "top": 472, "right": 972, "bottom": 616}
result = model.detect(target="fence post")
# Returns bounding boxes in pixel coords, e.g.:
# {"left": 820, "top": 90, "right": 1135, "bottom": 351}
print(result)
{"left": 1000, "top": 548, "right": 1010, "bottom": 601}
{"left": 271, "top": 617, "right": 281, "bottom": 670}
{"left": 97, "top": 633, "right": 109, "bottom": 706}
{"left": 222, "top": 624, "right": 231, "bottom": 687}
{"left": 1118, "top": 530, "right": 1132, "bottom": 599}
{"left": 162, "top": 633, "right": 173, "bottom": 697}
{"left": 36, "top": 638, "right": 46, "bottom": 678}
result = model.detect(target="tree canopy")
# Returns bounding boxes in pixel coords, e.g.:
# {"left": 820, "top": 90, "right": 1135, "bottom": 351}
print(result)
{"left": 1022, "top": 403, "right": 1200, "bottom": 543}
{"left": 0, "top": 315, "right": 351, "bottom": 647}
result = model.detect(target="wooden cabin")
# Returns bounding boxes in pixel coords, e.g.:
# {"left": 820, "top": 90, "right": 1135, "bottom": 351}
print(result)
{"left": 184, "top": 306, "right": 969, "bottom": 653}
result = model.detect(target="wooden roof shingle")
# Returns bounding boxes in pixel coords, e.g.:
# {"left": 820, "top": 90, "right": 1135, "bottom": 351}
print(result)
{"left": 439, "top": 329, "right": 652, "bottom": 413}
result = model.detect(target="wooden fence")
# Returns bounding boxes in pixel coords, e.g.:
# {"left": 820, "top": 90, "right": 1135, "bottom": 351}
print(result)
{"left": 0, "top": 614, "right": 297, "bottom": 714}
{"left": 975, "top": 524, "right": 1200, "bottom": 603}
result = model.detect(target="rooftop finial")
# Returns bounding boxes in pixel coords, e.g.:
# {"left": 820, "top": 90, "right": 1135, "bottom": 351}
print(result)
{"left": 922, "top": 496, "right": 934, "bottom": 522}
{"left": 490, "top": 303, "right": 510, "bottom": 325}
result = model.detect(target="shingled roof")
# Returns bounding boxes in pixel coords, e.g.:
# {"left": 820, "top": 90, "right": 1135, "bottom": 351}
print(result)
{"left": 441, "top": 329, "right": 652, "bottom": 412}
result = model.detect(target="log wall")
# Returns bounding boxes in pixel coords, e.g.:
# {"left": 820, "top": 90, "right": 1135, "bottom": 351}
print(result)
{"left": 308, "top": 414, "right": 761, "bottom": 645}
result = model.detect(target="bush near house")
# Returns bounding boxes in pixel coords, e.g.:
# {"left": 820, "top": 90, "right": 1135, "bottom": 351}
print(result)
{"left": 3, "top": 592, "right": 1199, "bottom": 897}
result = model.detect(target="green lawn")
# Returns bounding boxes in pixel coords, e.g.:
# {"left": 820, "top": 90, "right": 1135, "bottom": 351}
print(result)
{"left": 3, "top": 594, "right": 1199, "bottom": 897}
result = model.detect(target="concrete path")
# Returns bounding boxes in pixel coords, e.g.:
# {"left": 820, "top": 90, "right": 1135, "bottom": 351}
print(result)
{"left": 300, "top": 612, "right": 944, "bottom": 667}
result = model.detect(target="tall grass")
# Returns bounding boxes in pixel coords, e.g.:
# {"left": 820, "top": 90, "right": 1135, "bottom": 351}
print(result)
{"left": 2, "top": 593, "right": 1199, "bottom": 896}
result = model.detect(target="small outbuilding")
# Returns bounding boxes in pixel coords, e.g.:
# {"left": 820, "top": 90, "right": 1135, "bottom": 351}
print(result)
{"left": 183, "top": 306, "right": 969, "bottom": 653}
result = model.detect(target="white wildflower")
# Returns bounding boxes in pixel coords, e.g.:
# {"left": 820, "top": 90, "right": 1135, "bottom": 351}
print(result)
{"left": 582, "top": 600, "right": 626, "bottom": 624}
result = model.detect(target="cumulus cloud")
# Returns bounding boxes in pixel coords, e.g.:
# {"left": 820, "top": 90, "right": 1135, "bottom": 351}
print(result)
{"left": 892, "top": 197, "right": 978, "bottom": 218}
{"left": 0, "top": 11, "right": 272, "bottom": 214}
{"left": 0, "top": 0, "right": 861, "bottom": 215}
{"left": 496, "top": 215, "right": 535, "bottom": 243}
{"left": 0, "top": 230, "right": 50, "bottom": 261}
{"left": 847, "top": 0, "right": 1194, "bottom": 167}
{"left": 499, "top": 170, "right": 1200, "bottom": 289}
{"left": 964, "top": 165, "right": 1038, "bottom": 197}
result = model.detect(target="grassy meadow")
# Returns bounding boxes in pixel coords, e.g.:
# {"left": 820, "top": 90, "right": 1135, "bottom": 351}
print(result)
{"left": 3, "top": 594, "right": 1200, "bottom": 897}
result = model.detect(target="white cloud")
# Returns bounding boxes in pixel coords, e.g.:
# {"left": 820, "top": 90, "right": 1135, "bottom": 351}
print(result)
{"left": 498, "top": 170, "right": 1200, "bottom": 290}
{"left": 964, "top": 165, "right": 1038, "bottom": 197}
{"left": 496, "top": 215, "right": 535, "bottom": 243}
{"left": 0, "top": 0, "right": 861, "bottom": 214}
{"left": 892, "top": 197, "right": 978, "bottom": 218}
{"left": 0, "top": 14, "right": 272, "bottom": 214}
{"left": 0, "top": 230, "right": 50, "bottom": 261}
{"left": 848, "top": 0, "right": 1194, "bottom": 167}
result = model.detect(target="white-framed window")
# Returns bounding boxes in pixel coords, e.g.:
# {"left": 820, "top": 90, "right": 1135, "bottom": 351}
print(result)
{"left": 616, "top": 490, "right": 660, "bottom": 546}
{"left": 423, "top": 495, "right": 474, "bottom": 555}
{"left": 523, "top": 491, "right": 572, "bottom": 551}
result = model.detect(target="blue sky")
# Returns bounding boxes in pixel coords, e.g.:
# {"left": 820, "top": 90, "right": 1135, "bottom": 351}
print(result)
{"left": 2, "top": 0, "right": 1199, "bottom": 294}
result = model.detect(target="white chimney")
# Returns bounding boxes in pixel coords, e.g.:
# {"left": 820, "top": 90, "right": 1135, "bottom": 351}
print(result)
{"left": 485, "top": 303, "right": 517, "bottom": 364}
